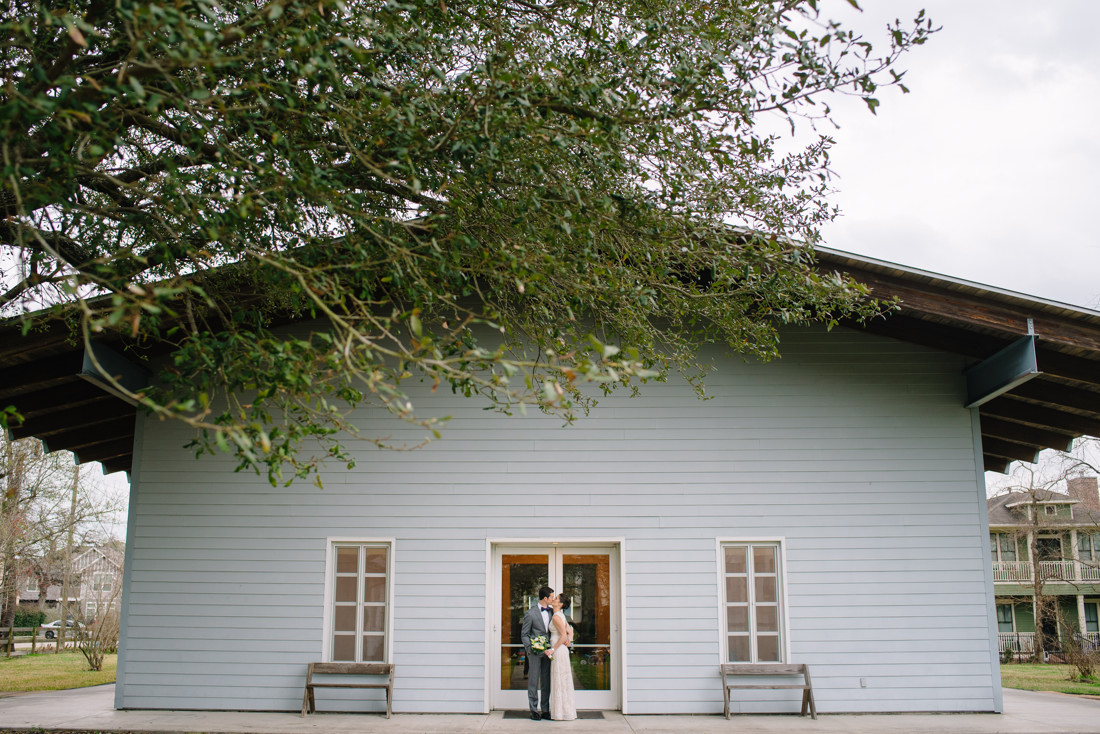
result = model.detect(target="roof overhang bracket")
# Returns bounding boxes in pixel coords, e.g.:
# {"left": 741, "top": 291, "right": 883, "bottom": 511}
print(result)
{"left": 964, "top": 325, "right": 1040, "bottom": 408}
{"left": 79, "top": 341, "right": 151, "bottom": 406}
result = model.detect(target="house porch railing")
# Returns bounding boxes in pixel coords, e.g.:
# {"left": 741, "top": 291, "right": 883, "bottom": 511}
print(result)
{"left": 998, "top": 632, "right": 1035, "bottom": 655}
{"left": 993, "top": 560, "right": 1100, "bottom": 583}
{"left": 998, "top": 632, "right": 1100, "bottom": 656}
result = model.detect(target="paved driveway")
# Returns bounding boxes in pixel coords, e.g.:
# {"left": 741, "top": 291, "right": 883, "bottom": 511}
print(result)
{"left": 1, "top": 685, "right": 1099, "bottom": 733}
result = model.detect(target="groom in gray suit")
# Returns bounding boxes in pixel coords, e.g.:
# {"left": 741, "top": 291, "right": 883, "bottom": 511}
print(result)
{"left": 520, "top": 586, "right": 555, "bottom": 721}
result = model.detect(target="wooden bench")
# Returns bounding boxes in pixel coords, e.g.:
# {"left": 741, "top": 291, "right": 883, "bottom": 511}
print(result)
{"left": 301, "top": 662, "right": 394, "bottom": 718}
{"left": 721, "top": 663, "right": 816, "bottom": 720}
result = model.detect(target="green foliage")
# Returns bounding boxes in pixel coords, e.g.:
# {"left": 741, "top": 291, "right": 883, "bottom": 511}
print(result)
{"left": 1, "top": 0, "right": 934, "bottom": 483}
{"left": 13, "top": 607, "right": 47, "bottom": 629}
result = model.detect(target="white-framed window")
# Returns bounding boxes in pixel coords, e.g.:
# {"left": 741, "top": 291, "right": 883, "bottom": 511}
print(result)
{"left": 1078, "top": 533, "right": 1099, "bottom": 563}
{"left": 720, "top": 541, "right": 786, "bottom": 663}
{"left": 996, "top": 603, "right": 1014, "bottom": 633}
{"left": 1085, "top": 602, "right": 1098, "bottom": 634}
{"left": 22, "top": 577, "right": 37, "bottom": 592}
{"left": 92, "top": 572, "right": 112, "bottom": 592}
{"left": 325, "top": 541, "right": 391, "bottom": 663}
{"left": 1044, "top": 505, "right": 1057, "bottom": 516}
{"left": 990, "top": 532, "right": 1018, "bottom": 562}
{"left": 86, "top": 601, "right": 98, "bottom": 618}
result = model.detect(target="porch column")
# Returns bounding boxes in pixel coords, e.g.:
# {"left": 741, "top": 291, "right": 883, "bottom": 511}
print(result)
{"left": 1071, "top": 529, "right": 1079, "bottom": 581}
{"left": 1078, "top": 595, "right": 1087, "bottom": 636}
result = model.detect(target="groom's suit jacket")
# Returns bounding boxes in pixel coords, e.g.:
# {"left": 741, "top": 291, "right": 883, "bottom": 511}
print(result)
{"left": 520, "top": 604, "right": 551, "bottom": 657}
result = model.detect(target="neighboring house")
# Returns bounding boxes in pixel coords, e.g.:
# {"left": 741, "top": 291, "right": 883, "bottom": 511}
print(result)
{"left": 989, "top": 477, "right": 1100, "bottom": 657}
{"left": 3, "top": 248, "right": 1100, "bottom": 715}
{"left": 14, "top": 563, "right": 70, "bottom": 609}
{"left": 17, "top": 573, "right": 43, "bottom": 606}
{"left": 72, "top": 546, "right": 124, "bottom": 620}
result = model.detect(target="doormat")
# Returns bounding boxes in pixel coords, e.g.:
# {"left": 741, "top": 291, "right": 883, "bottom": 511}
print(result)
{"left": 502, "top": 710, "right": 605, "bottom": 719}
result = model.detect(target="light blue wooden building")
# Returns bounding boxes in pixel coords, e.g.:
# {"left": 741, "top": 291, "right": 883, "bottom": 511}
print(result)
{"left": 4, "top": 249, "right": 1100, "bottom": 715}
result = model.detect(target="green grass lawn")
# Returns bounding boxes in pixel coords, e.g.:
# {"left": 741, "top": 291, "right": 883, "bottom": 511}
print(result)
{"left": 1001, "top": 663, "right": 1100, "bottom": 696}
{"left": 0, "top": 652, "right": 116, "bottom": 692}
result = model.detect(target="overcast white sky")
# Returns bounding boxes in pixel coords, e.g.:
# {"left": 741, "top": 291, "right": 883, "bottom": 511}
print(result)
{"left": 818, "top": 0, "right": 1100, "bottom": 311}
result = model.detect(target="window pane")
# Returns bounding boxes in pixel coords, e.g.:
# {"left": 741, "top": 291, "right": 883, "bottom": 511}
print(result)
{"left": 725, "top": 547, "right": 747, "bottom": 574}
{"left": 335, "top": 576, "right": 357, "bottom": 603}
{"left": 331, "top": 543, "right": 389, "bottom": 664}
{"left": 756, "top": 605, "right": 778, "bottom": 633}
{"left": 571, "top": 646, "right": 612, "bottom": 691}
{"left": 1080, "top": 535, "right": 1095, "bottom": 561}
{"left": 362, "top": 634, "right": 385, "bottom": 661}
{"left": 726, "top": 577, "right": 747, "bottom": 603}
{"left": 757, "top": 634, "right": 780, "bottom": 662}
{"left": 755, "top": 576, "right": 776, "bottom": 603}
{"left": 363, "top": 576, "right": 386, "bottom": 603}
{"left": 363, "top": 606, "right": 385, "bottom": 632}
{"left": 333, "top": 633, "right": 355, "bottom": 661}
{"left": 1084, "top": 604, "right": 1098, "bottom": 632}
{"left": 753, "top": 547, "right": 776, "bottom": 574}
{"left": 723, "top": 542, "right": 785, "bottom": 665}
{"left": 336, "top": 547, "right": 358, "bottom": 574}
{"left": 334, "top": 605, "right": 356, "bottom": 632}
{"left": 364, "top": 548, "right": 387, "bottom": 573}
{"left": 727, "top": 606, "right": 749, "bottom": 632}
{"left": 727, "top": 635, "right": 750, "bottom": 662}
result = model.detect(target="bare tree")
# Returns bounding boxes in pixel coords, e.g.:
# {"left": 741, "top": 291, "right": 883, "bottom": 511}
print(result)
{"left": 75, "top": 562, "right": 123, "bottom": 672}
{"left": 0, "top": 436, "right": 125, "bottom": 628}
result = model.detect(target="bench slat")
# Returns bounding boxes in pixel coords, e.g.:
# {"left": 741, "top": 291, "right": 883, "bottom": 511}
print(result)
{"left": 721, "top": 663, "right": 805, "bottom": 675}
{"left": 725, "top": 684, "right": 810, "bottom": 690}
{"left": 306, "top": 683, "right": 391, "bottom": 689}
{"left": 309, "top": 662, "right": 392, "bottom": 675}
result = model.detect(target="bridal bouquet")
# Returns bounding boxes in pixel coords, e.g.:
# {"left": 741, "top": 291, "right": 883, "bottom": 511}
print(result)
{"left": 530, "top": 635, "right": 553, "bottom": 659}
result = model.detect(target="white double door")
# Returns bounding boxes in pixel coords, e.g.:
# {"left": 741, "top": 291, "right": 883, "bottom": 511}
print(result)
{"left": 490, "top": 544, "right": 620, "bottom": 710}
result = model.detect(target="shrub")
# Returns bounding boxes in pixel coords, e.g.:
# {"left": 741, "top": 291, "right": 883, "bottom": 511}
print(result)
{"left": 77, "top": 608, "right": 120, "bottom": 672}
{"left": 1062, "top": 635, "right": 1098, "bottom": 683}
{"left": 13, "top": 607, "right": 46, "bottom": 629}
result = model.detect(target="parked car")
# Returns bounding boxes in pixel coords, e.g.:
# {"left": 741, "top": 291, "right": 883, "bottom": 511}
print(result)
{"left": 40, "top": 619, "right": 83, "bottom": 639}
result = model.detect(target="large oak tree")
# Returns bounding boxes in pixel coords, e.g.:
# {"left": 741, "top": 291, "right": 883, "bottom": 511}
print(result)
{"left": 1, "top": 0, "right": 933, "bottom": 483}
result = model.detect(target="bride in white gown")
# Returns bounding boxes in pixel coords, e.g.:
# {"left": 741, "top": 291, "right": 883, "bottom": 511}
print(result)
{"left": 549, "top": 593, "right": 577, "bottom": 721}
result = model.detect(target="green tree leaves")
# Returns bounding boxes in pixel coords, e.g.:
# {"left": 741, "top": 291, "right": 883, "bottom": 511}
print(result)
{"left": 0, "top": 0, "right": 933, "bottom": 484}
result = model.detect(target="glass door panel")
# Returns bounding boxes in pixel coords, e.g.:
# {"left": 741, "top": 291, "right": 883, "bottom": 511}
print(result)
{"left": 561, "top": 554, "right": 612, "bottom": 692}
{"left": 500, "top": 554, "right": 549, "bottom": 691}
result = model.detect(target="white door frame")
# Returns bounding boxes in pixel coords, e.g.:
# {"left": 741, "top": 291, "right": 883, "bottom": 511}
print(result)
{"left": 485, "top": 538, "right": 624, "bottom": 712}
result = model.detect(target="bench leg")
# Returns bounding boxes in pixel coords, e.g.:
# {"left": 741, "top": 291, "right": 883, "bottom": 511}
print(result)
{"left": 800, "top": 689, "right": 817, "bottom": 720}
{"left": 301, "top": 686, "right": 310, "bottom": 716}
{"left": 723, "top": 687, "right": 730, "bottom": 719}
{"left": 385, "top": 685, "right": 392, "bottom": 718}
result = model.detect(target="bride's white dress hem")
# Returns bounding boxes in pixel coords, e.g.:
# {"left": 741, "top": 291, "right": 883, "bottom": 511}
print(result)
{"left": 549, "top": 611, "right": 577, "bottom": 721}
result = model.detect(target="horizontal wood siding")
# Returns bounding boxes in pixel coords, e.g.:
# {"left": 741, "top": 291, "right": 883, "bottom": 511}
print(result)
{"left": 117, "top": 326, "right": 997, "bottom": 713}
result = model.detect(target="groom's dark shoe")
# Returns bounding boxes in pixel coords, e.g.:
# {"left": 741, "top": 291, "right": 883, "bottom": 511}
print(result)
{"left": 542, "top": 713, "right": 552, "bottom": 721}
{"left": 529, "top": 712, "right": 541, "bottom": 721}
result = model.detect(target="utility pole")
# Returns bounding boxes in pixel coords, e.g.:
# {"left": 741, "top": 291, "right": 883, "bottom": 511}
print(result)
{"left": 57, "top": 461, "right": 79, "bottom": 653}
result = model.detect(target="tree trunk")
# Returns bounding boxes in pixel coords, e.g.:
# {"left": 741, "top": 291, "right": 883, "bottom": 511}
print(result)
{"left": 0, "top": 439, "right": 24, "bottom": 629}
{"left": 1030, "top": 532, "right": 1045, "bottom": 662}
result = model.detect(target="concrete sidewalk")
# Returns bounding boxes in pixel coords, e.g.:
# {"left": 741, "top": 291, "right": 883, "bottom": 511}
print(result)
{"left": 1, "top": 685, "right": 1099, "bottom": 733}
